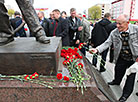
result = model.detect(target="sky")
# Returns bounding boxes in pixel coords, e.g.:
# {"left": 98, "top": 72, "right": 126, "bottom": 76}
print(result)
{"left": 5, "top": 0, "right": 114, "bottom": 17}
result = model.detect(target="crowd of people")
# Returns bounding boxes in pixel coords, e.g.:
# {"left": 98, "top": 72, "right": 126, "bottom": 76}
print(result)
{"left": 1, "top": 0, "right": 138, "bottom": 101}
{"left": 10, "top": 8, "right": 92, "bottom": 56}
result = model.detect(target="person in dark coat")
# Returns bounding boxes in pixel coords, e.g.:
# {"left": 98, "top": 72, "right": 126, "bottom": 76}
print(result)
{"left": 48, "top": 9, "right": 70, "bottom": 46}
{"left": 67, "top": 8, "right": 82, "bottom": 47}
{"left": 91, "top": 13, "right": 116, "bottom": 72}
{"left": 37, "top": 11, "right": 50, "bottom": 36}
{"left": 10, "top": 11, "right": 26, "bottom": 37}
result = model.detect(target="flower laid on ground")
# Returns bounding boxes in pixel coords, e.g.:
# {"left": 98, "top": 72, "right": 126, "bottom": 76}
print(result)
{"left": 78, "top": 63, "right": 84, "bottom": 68}
{"left": 24, "top": 72, "right": 39, "bottom": 80}
{"left": 56, "top": 73, "right": 63, "bottom": 80}
{"left": 63, "top": 76, "right": 70, "bottom": 81}
{"left": 0, "top": 72, "right": 56, "bottom": 89}
{"left": 56, "top": 73, "right": 70, "bottom": 82}
{"left": 60, "top": 47, "right": 91, "bottom": 94}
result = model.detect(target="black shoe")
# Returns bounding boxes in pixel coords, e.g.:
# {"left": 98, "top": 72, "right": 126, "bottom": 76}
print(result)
{"left": 0, "top": 37, "right": 14, "bottom": 46}
{"left": 92, "top": 64, "right": 97, "bottom": 67}
{"left": 108, "top": 81, "right": 120, "bottom": 85}
{"left": 99, "top": 68, "right": 106, "bottom": 72}
{"left": 119, "top": 96, "right": 127, "bottom": 102}
{"left": 136, "top": 92, "right": 138, "bottom": 96}
{"left": 109, "top": 60, "right": 113, "bottom": 63}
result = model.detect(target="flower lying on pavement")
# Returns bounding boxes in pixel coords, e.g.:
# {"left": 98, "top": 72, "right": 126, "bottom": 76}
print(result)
{"left": 24, "top": 72, "right": 39, "bottom": 80}
{"left": 56, "top": 73, "right": 70, "bottom": 82}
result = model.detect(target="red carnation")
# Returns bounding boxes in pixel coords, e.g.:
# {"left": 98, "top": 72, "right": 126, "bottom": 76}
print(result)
{"left": 136, "top": 58, "right": 138, "bottom": 62}
{"left": 61, "top": 49, "right": 66, "bottom": 53}
{"left": 30, "top": 75, "right": 35, "bottom": 79}
{"left": 24, "top": 28, "right": 28, "bottom": 31}
{"left": 63, "top": 60, "right": 67, "bottom": 65}
{"left": 33, "top": 72, "right": 39, "bottom": 79}
{"left": 78, "top": 63, "right": 83, "bottom": 68}
{"left": 78, "top": 43, "right": 84, "bottom": 49}
{"left": 83, "top": 15, "right": 86, "bottom": 18}
{"left": 68, "top": 48, "right": 72, "bottom": 52}
{"left": 78, "top": 55, "right": 83, "bottom": 59}
{"left": 56, "top": 73, "right": 63, "bottom": 80}
{"left": 65, "top": 55, "right": 70, "bottom": 59}
{"left": 24, "top": 75, "right": 29, "bottom": 80}
{"left": 74, "top": 48, "right": 78, "bottom": 52}
{"left": 63, "top": 76, "right": 70, "bottom": 81}
{"left": 61, "top": 53, "right": 66, "bottom": 57}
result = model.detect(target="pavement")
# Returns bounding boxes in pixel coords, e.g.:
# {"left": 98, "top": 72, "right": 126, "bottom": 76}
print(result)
{"left": 86, "top": 51, "right": 138, "bottom": 102}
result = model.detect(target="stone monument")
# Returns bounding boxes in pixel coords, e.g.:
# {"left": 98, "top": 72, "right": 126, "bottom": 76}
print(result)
{"left": 0, "top": 37, "right": 61, "bottom": 75}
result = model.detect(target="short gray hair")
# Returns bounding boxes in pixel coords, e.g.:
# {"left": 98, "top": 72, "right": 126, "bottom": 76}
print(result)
{"left": 123, "top": 14, "right": 129, "bottom": 22}
{"left": 38, "top": 11, "right": 44, "bottom": 16}
{"left": 70, "top": 8, "right": 76, "bottom": 13}
{"left": 117, "top": 14, "right": 130, "bottom": 22}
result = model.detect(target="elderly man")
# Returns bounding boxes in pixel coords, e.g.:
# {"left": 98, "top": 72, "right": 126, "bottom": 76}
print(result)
{"left": 77, "top": 13, "right": 90, "bottom": 56}
{"left": 0, "top": 0, "right": 50, "bottom": 46}
{"left": 90, "top": 14, "right": 138, "bottom": 102}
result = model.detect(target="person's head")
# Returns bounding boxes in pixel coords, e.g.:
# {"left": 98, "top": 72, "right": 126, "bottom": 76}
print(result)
{"left": 14, "top": 11, "right": 21, "bottom": 17}
{"left": 61, "top": 11, "right": 67, "bottom": 19}
{"left": 37, "top": 11, "right": 44, "bottom": 20}
{"left": 49, "top": 12, "right": 54, "bottom": 19}
{"left": 135, "top": 21, "right": 138, "bottom": 25}
{"left": 70, "top": 8, "right": 76, "bottom": 18}
{"left": 77, "top": 13, "right": 83, "bottom": 21}
{"left": 104, "top": 13, "right": 111, "bottom": 20}
{"left": 116, "top": 14, "right": 129, "bottom": 32}
{"left": 53, "top": 9, "right": 60, "bottom": 19}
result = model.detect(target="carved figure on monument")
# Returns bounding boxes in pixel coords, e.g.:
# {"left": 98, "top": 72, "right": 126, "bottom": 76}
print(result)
{"left": 0, "top": 0, "right": 50, "bottom": 46}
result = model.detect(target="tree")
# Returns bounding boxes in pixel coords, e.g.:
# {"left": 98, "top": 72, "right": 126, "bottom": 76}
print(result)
{"left": 88, "top": 6, "right": 101, "bottom": 20}
{"left": 8, "top": 9, "right": 15, "bottom": 17}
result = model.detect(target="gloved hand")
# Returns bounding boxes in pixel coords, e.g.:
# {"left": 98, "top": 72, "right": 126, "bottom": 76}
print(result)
{"left": 126, "top": 62, "right": 138, "bottom": 75}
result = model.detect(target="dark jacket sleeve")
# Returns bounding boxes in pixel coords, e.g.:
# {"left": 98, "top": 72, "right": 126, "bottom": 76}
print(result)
{"left": 42, "top": 18, "right": 50, "bottom": 36}
{"left": 76, "top": 18, "right": 82, "bottom": 40}
{"left": 56, "top": 19, "right": 69, "bottom": 38}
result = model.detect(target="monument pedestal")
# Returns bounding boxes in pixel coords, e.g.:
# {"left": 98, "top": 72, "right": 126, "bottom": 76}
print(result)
{"left": 0, "top": 37, "right": 62, "bottom": 75}
{"left": 0, "top": 57, "right": 108, "bottom": 102}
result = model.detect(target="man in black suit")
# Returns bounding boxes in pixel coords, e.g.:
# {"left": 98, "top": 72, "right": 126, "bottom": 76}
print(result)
{"left": 48, "top": 9, "right": 69, "bottom": 46}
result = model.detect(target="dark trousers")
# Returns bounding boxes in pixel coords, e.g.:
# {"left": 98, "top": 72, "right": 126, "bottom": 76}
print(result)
{"left": 114, "top": 57, "right": 136, "bottom": 98}
{"left": 109, "top": 44, "right": 114, "bottom": 63}
{"left": 80, "top": 47, "right": 86, "bottom": 56}
{"left": 92, "top": 48, "right": 108, "bottom": 70}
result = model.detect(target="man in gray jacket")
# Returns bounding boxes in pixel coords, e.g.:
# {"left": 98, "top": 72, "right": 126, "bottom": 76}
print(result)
{"left": 90, "top": 14, "right": 138, "bottom": 102}
{"left": 0, "top": 0, "right": 50, "bottom": 46}
{"left": 77, "top": 13, "right": 90, "bottom": 56}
